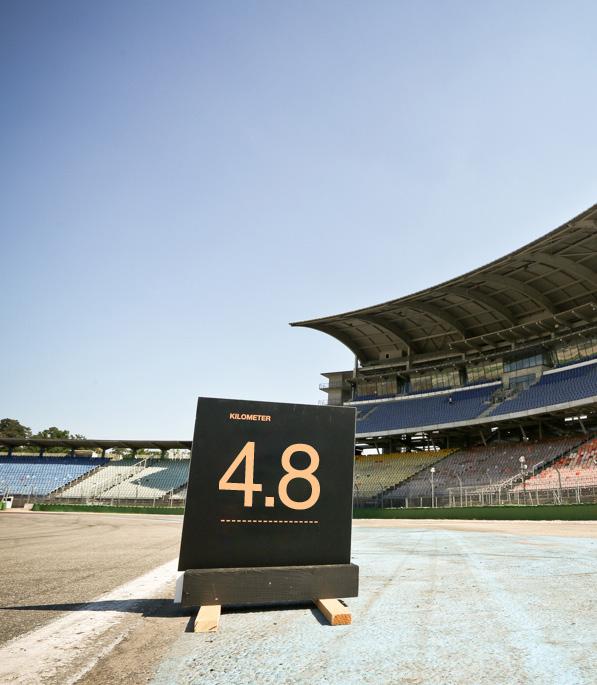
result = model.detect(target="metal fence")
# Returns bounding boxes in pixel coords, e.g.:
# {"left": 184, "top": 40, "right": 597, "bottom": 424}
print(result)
{"left": 353, "top": 483, "right": 597, "bottom": 509}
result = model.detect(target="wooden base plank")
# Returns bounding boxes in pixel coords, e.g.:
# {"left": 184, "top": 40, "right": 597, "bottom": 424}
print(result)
{"left": 194, "top": 604, "right": 221, "bottom": 633}
{"left": 315, "top": 598, "right": 351, "bottom": 626}
{"left": 182, "top": 563, "right": 359, "bottom": 607}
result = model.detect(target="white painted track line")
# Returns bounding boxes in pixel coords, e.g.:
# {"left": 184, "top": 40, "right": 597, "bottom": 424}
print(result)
{"left": 0, "top": 558, "right": 178, "bottom": 685}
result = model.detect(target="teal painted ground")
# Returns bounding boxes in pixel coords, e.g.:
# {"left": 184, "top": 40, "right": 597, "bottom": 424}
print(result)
{"left": 153, "top": 523, "right": 597, "bottom": 685}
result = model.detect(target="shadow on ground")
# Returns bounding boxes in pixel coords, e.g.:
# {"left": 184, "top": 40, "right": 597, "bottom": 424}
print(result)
{"left": 1, "top": 598, "right": 190, "bottom": 619}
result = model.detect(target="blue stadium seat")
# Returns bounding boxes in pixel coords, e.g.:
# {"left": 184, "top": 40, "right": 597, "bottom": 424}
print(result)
{"left": 489, "top": 362, "right": 597, "bottom": 417}
{"left": 0, "top": 457, "right": 106, "bottom": 496}
{"left": 354, "top": 385, "right": 497, "bottom": 434}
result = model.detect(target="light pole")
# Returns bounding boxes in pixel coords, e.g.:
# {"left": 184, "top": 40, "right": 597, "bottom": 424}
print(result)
{"left": 519, "top": 456, "right": 527, "bottom": 498}
{"left": 553, "top": 461, "right": 562, "bottom": 502}
{"left": 430, "top": 467, "right": 436, "bottom": 508}
{"left": 27, "top": 476, "right": 36, "bottom": 504}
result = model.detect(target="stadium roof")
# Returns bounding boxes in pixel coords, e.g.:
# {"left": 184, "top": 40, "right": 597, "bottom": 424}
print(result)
{"left": 0, "top": 438, "right": 191, "bottom": 452}
{"left": 291, "top": 204, "right": 597, "bottom": 364}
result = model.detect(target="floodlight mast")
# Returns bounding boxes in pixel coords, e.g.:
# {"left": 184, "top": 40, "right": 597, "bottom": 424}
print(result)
{"left": 519, "top": 456, "right": 528, "bottom": 496}
{"left": 430, "top": 467, "right": 436, "bottom": 508}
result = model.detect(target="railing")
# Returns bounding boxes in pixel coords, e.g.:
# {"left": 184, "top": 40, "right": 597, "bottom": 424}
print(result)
{"left": 6, "top": 479, "right": 596, "bottom": 511}
{"left": 353, "top": 480, "right": 597, "bottom": 509}
{"left": 319, "top": 381, "right": 347, "bottom": 391}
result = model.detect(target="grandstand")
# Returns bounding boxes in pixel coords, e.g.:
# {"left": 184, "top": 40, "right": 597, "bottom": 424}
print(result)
{"left": 58, "top": 459, "right": 144, "bottom": 499}
{"left": 292, "top": 204, "right": 597, "bottom": 504}
{"left": 389, "top": 436, "right": 582, "bottom": 499}
{"left": 354, "top": 383, "right": 497, "bottom": 434}
{"left": 354, "top": 449, "right": 455, "bottom": 500}
{"left": 488, "top": 360, "right": 597, "bottom": 417}
{"left": 0, "top": 457, "right": 106, "bottom": 497}
{"left": 0, "top": 437, "right": 192, "bottom": 506}
{"left": 514, "top": 437, "right": 597, "bottom": 492}
{"left": 97, "top": 459, "right": 189, "bottom": 500}
{"left": 56, "top": 458, "right": 190, "bottom": 502}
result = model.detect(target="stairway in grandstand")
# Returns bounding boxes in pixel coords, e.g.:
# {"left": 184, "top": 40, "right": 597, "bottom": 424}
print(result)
{"left": 488, "top": 361, "right": 597, "bottom": 417}
{"left": 353, "top": 449, "right": 457, "bottom": 500}
{"left": 100, "top": 459, "right": 190, "bottom": 499}
{"left": 59, "top": 459, "right": 147, "bottom": 498}
{"left": 59, "top": 458, "right": 190, "bottom": 500}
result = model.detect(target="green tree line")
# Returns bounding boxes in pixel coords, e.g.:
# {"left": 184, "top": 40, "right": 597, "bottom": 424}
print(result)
{"left": 0, "top": 418, "right": 85, "bottom": 453}
{"left": 0, "top": 419, "right": 184, "bottom": 459}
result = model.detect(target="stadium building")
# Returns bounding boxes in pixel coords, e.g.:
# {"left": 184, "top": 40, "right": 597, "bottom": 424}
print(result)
{"left": 291, "top": 204, "right": 597, "bottom": 506}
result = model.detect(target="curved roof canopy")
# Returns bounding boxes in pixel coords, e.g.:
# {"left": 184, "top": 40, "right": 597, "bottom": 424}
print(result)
{"left": 291, "top": 204, "right": 597, "bottom": 364}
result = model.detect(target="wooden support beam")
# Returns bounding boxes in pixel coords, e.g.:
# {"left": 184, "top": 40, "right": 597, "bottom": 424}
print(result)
{"left": 194, "top": 604, "right": 221, "bottom": 633}
{"left": 315, "top": 598, "right": 351, "bottom": 626}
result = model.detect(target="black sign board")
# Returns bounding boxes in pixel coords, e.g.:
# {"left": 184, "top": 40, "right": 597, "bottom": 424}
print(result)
{"left": 179, "top": 397, "right": 356, "bottom": 572}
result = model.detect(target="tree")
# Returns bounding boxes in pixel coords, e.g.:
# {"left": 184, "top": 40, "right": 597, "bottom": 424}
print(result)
{"left": 0, "top": 418, "right": 32, "bottom": 439}
{"left": 33, "top": 427, "right": 87, "bottom": 453}
{"left": 108, "top": 447, "right": 132, "bottom": 459}
{"left": 35, "top": 426, "right": 73, "bottom": 440}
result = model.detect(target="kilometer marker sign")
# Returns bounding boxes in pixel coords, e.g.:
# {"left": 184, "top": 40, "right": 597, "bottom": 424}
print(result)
{"left": 178, "top": 397, "right": 359, "bottom": 607}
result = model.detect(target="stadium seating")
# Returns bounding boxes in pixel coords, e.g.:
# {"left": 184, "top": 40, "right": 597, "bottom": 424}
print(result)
{"left": 515, "top": 437, "right": 597, "bottom": 491}
{"left": 353, "top": 361, "right": 597, "bottom": 434}
{"left": 354, "top": 384, "right": 498, "bottom": 434}
{"left": 0, "top": 457, "right": 105, "bottom": 496}
{"left": 58, "top": 460, "right": 141, "bottom": 498}
{"left": 386, "top": 437, "right": 583, "bottom": 499}
{"left": 354, "top": 449, "right": 456, "bottom": 499}
{"left": 489, "top": 361, "right": 597, "bottom": 417}
{"left": 100, "top": 460, "right": 190, "bottom": 499}
{"left": 59, "top": 458, "right": 190, "bottom": 500}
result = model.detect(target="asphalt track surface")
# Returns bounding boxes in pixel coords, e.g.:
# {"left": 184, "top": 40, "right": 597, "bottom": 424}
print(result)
{"left": 0, "top": 512, "right": 596, "bottom": 685}
{"left": 0, "top": 511, "right": 183, "bottom": 647}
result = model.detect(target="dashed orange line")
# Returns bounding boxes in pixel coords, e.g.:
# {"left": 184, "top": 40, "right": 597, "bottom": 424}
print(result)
{"left": 220, "top": 519, "right": 319, "bottom": 524}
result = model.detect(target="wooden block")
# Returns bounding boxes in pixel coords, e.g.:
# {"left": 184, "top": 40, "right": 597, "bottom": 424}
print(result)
{"left": 315, "top": 598, "right": 351, "bottom": 626}
{"left": 182, "top": 564, "right": 359, "bottom": 607}
{"left": 194, "top": 604, "right": 221, "bottom": 633}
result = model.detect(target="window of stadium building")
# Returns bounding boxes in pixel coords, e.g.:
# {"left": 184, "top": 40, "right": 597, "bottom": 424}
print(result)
{"left": 556, "top": 338, "right": 597, "bottom": 365}
{"left": 467, "top": 360, "right": 503, "bottom": 383}
{"left": 503, "top": 353, "right": 544, "bottom": 373}
{"left": 410, "top": 369, "right": 459, "bottom": 392}
{"left": 376, "top": 378, "right": 397, "bottom": 396}
{"left": 357, "top": 377, "right": 397, "bottom": 397}
{"left": 356, "top": 380, "right": 377, "bottom": 397}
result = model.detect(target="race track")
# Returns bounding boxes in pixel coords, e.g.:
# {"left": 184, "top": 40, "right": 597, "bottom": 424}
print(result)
{"left": 1, "top": 511, "right": 595, "bottom": 685}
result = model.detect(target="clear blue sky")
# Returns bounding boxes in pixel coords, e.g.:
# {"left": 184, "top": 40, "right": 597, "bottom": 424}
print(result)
{"left": 2, "top": 1, "right": 596, "bottom": 438}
